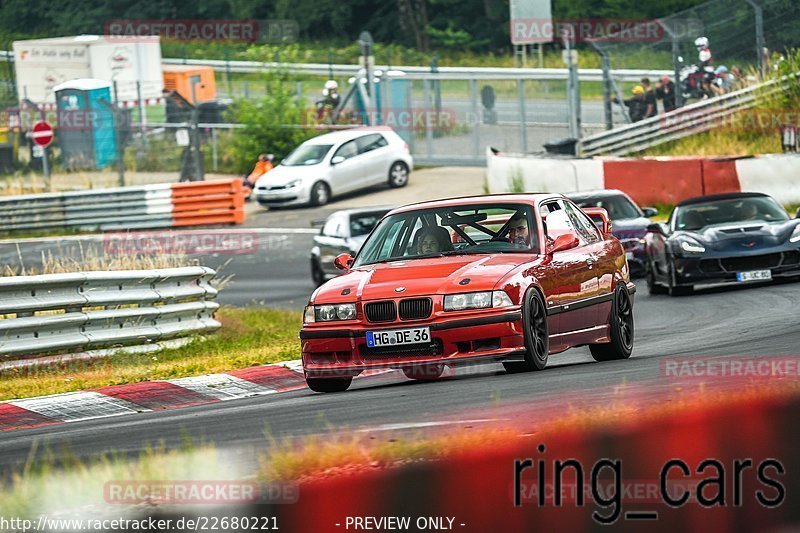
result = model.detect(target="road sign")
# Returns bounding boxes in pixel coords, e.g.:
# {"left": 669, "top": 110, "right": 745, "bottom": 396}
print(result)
{"left": 32, "top": 120, "right": 54, "bottom": 147}
{"left": 510, "top": 0, "right": 553, "bottom": 44}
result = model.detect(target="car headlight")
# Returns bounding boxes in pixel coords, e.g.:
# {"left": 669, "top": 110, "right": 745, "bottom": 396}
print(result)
{"left": 303, "top": 305, "right": 315, "bottom": 324}
{"left": 679, "top": 239, "right": 706, "bottom": 254}
{"left": 287, "top": 179, "right": 302, "bottom": 188}
{"left": 311, "top": 303, "right": 357, "bottom": 322}
{"left": 790, "top": 225, "right": 800, "bottom": 243}
{"left": 444, "top": 291, "right": 513, "bottom": 311}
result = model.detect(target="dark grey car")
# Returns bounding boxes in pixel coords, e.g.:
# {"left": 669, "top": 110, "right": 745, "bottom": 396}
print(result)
{"left": 310, "top": 207, "right": 393, "bottom": 286}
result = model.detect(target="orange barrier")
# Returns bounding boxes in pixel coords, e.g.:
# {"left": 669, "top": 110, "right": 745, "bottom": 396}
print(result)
{"left": 273, "top": 393, "right": 798, "bottom": 533}
{"left": 170, "top": 179, "right": 246, "bottom": 227}
{"left": 603, "top": 158, "right": 705, "bottom": 206}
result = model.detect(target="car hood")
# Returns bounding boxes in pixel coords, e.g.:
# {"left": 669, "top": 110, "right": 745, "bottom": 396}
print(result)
{"left": 611, "top": 217, "right": 650, "bottom": 240}
{"left": 256, "top": 164, "right": 326, "bottom": 186}
{"left": 312, "top": 254, "right": 535, "bottom": 304}
{"left": 674, "top": 220, "right": 800, "bottom": 252}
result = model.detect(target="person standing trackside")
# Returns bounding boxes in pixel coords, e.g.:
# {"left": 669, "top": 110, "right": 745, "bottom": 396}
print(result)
{"left": 655, "top": 75, "right": 676, "bottom": 112}
{"left": 640, "top": 78, "right": 657, "bottom": 118}
{"left": 612, "top": 86, "right": 647, "bottom": 123}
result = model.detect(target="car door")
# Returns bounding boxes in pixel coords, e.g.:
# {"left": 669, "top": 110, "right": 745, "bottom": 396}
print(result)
{"left": 538, "top": 199, "right": 600, "bottom": 334}
{"left": 328, "top": 139, "right": 364, "bottom": 195}
{"left": 355, "top": 133, "right": 390, "bottom": 187}
{"left": 563, "top": 200, "right": 615, "bottom": 327}
{"left": 317, "top": 215, "right": 349, "bottom": 277}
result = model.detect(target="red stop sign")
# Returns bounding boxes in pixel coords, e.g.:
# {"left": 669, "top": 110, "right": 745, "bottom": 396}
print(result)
{"left": 32, "top": 120, "right": 54, "bottom": 147}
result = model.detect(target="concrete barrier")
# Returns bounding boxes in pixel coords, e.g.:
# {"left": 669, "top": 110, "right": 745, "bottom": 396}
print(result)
{"left": 487, "top": 150, "right": 800, "bottom": 206}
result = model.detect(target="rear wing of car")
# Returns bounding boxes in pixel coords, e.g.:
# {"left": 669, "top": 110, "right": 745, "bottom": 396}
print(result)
{"left": 582, "top": 207, "right": 613, "bottom": 236}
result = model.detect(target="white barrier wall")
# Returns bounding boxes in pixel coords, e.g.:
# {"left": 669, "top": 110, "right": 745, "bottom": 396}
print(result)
{"left": 735, "top": 154, "right": 800, "bottom": 205}
{"left": 488, "top": 148, "right": 800, "bottom": 206}
{"left": 486, "top": 148, "right": 604, "bottom": 194}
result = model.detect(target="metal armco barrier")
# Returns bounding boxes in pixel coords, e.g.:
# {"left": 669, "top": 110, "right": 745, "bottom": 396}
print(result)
{"left": 161, "top": 58, "right": 670, "bottom": 82}
{"left": 578, "top": 75, "right": 796, "bottom": 157}
{"left": 0, "top": 179, "right": 245, "bottom": 233}
{"left": 0, "top": 267, "right": 219, "bottom": 358}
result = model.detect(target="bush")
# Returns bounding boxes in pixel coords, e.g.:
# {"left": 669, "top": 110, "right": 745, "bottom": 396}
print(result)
{"left": 226, "top": 72, "right": 318, "bottom": 175}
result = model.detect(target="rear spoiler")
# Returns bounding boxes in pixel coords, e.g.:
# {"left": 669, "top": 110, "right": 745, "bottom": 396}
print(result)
{"left": 582, "top": 207, "right": 613, "bottom": 235}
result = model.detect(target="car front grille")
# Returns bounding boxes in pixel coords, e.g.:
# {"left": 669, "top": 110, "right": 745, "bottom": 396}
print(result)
{"left": 399, "top": 298, "right": 432, "bottom": 320}
{"left": 719, "top": 253, "right": 782, "bottom": 272}
{"left": 698, "top": 252, "right": 796, "bottom": 274}
{"left": 359, "top": 339, "right": 443, "bottom": 358}
{"left": 364, "top": 301, "right": 396, "bottom": 323}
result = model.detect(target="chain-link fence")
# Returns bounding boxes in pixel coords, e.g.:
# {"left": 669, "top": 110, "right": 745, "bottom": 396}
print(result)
{"left": 592, "top": 0, "right": 800, "bottom": 79}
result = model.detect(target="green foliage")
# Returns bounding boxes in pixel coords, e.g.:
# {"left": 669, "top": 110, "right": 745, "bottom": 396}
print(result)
{"left": 508, "top": 165, "right": 525, "bottom": 193}
{"left": 226, "top": 72, "right": 317, "bottom": 174}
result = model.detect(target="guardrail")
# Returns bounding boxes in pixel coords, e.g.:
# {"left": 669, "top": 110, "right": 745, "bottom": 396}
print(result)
{"left": 161, "top": 58, "right": 670, "bottom": 82}
{"left": 0, "top": 267, "right": 220, "bottom": 358}
{"left": 578, "top": 76, "right": 792, "bottom": 157}
{"left": 0, "top": 178, "right": 245, "bottom": 234}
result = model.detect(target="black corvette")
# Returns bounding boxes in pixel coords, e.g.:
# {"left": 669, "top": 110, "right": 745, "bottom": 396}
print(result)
{"left": 645, "top": 192, "right": 800, "bottom": 295}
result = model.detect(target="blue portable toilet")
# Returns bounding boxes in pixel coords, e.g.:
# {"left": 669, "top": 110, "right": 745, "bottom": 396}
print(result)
{"left": 54, "top": 79, "right": 117, "bottom": 170}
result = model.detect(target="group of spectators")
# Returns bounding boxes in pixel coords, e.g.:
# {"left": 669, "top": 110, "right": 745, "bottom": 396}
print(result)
{"left": 615, "top": 76, "right": 677, "bottom": 122}
{"left": 616, "top": 67, "right": 744, "bottom": 122}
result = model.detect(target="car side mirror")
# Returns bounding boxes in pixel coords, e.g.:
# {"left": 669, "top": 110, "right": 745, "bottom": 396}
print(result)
{"left": 547, "top": 233, "right": 580, "bottom": 254}
{"left": 331, "top": 155, "right": 345, "bottom": 165}
{"left": 647, "top": 222, "right": 669, "bottom": 236}
{"left": 334, "top": 253, "right": 354, "bottom": 271}
{"left": 582, "top": 207, "right": 612, "bottom": 236}
{"left": 642, "top": 207, "right": 658, "bottom": 218}
{"left": 795, "top": 207, "right": 800, "bottom": 219}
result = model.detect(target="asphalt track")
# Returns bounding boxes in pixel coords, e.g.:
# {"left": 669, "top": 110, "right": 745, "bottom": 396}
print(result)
{"left": 0, "top": 276, "right": 798, "bottom": 471}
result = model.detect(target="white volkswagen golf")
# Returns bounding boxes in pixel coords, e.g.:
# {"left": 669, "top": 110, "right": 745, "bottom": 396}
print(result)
{"left": 253, "top": 127, "right": 414, "bottom": 208}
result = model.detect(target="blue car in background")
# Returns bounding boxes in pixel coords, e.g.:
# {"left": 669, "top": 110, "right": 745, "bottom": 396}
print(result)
{"left": 567, "top": 189, "right": 658, "bottom": 278}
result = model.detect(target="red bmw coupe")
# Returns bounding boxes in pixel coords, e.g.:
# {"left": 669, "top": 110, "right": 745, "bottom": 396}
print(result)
{"left": 300, "top": 194, "right": 635, "bottom": 392}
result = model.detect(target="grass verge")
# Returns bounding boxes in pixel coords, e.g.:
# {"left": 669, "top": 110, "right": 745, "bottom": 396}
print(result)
{"left": 0, "top": 307, "right": 302, "bottom": 401}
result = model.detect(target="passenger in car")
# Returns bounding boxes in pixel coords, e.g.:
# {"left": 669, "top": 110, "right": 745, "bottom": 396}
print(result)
{"left": 414, "top": 226, "right": 454, "bottom": 255}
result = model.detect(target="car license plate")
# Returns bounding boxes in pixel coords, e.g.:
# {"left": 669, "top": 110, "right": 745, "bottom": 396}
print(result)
{"left": 736, "top": 270, "right": 772, "bottom": 282}
{"left": 366, "top": 327, "right": 431, "bottom": 348}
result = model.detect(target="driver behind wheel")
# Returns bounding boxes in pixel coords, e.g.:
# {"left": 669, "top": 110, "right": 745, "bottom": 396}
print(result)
{"left": 506, "top": 212, "right": 531, "bottom": 249}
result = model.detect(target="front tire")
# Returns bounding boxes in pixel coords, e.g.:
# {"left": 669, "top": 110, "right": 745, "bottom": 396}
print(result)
{"left": 310, "top": 181, "right": 330, "bottom": 206}
{"left": 590, "top": 285, "right": 634, "bottom": 362}
{"left": 503, "top": 289, "right": 548, "bottom": 373}
{"left": 388, "top": 162, "right": 409, "bottom": 188}
{"left": 647, "top": 262, "right": 667, "bottom": 295}
{"left": 668, "top": 262, "right": 694, "bottom": 296}
{"left": 306, "top": 377, "right": 352, "bottom": 393}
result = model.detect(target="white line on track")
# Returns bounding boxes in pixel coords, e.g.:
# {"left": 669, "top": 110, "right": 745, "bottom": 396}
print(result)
{"left": 355, "top": 418, "right": 504, "bottom": 432}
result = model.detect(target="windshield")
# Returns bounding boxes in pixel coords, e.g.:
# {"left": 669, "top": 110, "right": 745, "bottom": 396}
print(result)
{"left": 354, "top": 204, "right": 539, "bottom": 266}
{"left": 674, "top": 196, "right": 789, "bottom": 231}
{"left": 350, "top": 211, "right": 388, "bottom": 238}
{"left": 281, "top": 144, "right": 332, "bottom": 166}
{"left": 572, "top": 194, "right": 642, "bottom": 220}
